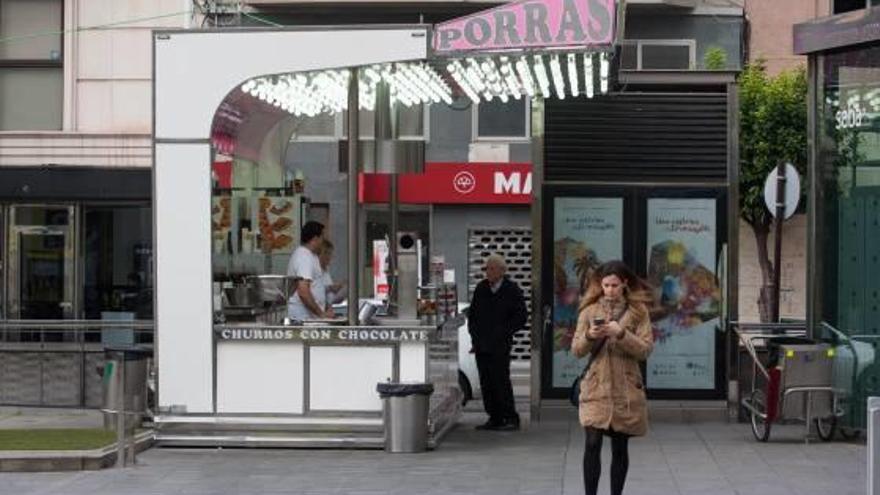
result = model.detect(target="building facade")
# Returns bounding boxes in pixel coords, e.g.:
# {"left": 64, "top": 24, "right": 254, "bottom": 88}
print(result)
{"left": 0, "top": 0, "right": 745, "bottom": 407}
{"left": 0, "top": 1, "right": 188, "bottom": 406}
{"left": 795, "top": 2, "right": 880, "bottom": 432}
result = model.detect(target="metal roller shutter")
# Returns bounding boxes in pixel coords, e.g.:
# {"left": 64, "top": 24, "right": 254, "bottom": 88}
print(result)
{"left": 545, "top": 93, "right": 729, "bottom": 183}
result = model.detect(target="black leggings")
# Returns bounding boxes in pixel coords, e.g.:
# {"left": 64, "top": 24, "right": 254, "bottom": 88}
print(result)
{"left": 583, "top": 426, "right": 630, "bottom": 495}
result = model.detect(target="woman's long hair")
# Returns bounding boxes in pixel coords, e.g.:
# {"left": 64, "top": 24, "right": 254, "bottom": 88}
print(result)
{"left": 579, "top": 260, "right": 653, "bottom": 315}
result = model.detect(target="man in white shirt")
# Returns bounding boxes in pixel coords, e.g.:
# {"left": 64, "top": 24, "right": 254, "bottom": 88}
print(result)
{"left": 287, "top": 221, "right": 334, "bottom": 320}
{"left": 317, "top": 239, "right": 347, "bottom": 308}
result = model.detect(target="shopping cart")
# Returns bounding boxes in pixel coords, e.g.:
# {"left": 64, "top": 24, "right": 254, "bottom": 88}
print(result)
{"left": 735, "top": 323, "right": 842, "bottom": 442}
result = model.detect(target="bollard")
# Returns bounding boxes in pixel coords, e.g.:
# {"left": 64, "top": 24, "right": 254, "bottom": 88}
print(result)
{"left": 869, "top": 397, "right": 879, "bottom": 495}
{"left": 116, "top": 350, "right": 126, "bottom": 468}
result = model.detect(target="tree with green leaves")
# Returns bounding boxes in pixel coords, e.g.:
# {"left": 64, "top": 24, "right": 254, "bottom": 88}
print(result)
{"left": 738, "top": 61, "right": 807, "bottom": 322}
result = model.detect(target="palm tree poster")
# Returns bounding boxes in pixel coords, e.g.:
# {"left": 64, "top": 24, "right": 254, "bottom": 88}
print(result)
{"left": 552, "top": 197, "right": 623, "bottom": 388}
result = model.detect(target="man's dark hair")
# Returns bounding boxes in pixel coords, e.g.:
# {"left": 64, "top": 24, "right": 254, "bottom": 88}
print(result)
{"left": 301, "top": 221, "right": 325, "bottom": 244}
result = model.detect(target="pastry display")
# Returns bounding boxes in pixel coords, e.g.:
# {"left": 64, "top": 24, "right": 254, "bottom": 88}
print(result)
{"left": 212, "top": 197, "right": 233, "bottom": 233}
{"left": 270, "top": 201, "right": 293, "bottom": 216}
{"left": 271, "top": 217, "right": 292, "bottom": 232}
{"left": 255, "top": 196, "right": 297, "bottom": 254}
{"left": 272, "top": 234, "right": 293, "bottom": 250}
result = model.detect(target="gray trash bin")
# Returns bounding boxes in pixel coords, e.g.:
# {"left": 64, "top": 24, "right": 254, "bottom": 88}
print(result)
{"left": 377, "top": 382, "right": 434, "bottom": 453}
{"left": 101, "top": 346, "right": 151, "bottom": 430}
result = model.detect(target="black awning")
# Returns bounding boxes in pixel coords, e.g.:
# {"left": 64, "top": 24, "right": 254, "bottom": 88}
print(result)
{"left": 0, "top": 167, "right": 151, "bottom": 201}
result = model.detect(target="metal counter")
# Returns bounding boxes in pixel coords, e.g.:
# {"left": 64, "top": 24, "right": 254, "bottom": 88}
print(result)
{"left": 153, "top": 318, "right": 461, "bottom": 449}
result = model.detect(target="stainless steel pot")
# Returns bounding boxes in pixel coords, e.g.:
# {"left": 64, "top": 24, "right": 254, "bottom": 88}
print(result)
{"left": 247, "top": 275, "right": 299, "bottom": 305}
{"left": 223, "top": 284, "right": 258, "bottom": 307}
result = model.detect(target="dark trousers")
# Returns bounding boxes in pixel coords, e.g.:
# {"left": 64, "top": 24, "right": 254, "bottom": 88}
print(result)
{"left": 583, "top": 427, "right": 630, "bottom": 495}
{"left": 475, "top": 351, "right": 518, "bottom": 424}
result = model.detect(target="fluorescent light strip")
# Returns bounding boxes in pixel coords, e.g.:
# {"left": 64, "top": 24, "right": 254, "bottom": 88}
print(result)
{"left": 515, "top": 57, "right": 536, "bottom": 98}
{"left": 499, "top": 56, "right": 522, "bottom": 100}
{"left": 549, "top": 54, "right": 566, "bottom": 100}
{"left": 448, "top": 61, "right": 481, "bottom": 103}
{"left": 600, "top": 53, "right": 609, "bottom": 94}
{"left": 583, "top": 53, "right": 594, "bottom": 98}
{"left": 567, "top": 53, "right": 579, "bottom": 98}
{"left": 533, "top": 54, "right": 551, "bottom": 98}
{"left": 485, "top": 58, "right": 508, "bottom": 103}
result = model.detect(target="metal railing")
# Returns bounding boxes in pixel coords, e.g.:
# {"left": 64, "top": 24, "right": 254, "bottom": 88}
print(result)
{"left": 0, "top": 319, "right": 154, "bottom": 408}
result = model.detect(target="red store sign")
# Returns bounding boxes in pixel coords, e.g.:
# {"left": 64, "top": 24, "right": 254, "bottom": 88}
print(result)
{"left": 359, "top": 163, "right": 532, "bottom": 205}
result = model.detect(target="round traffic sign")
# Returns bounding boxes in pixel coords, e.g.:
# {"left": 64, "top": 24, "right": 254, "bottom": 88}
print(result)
{"left": 763, "top": 163, "right": 801, "bottom": 220}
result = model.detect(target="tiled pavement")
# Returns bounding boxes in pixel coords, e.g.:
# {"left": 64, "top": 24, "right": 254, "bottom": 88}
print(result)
{"left": 0, "top": 406, "right": 867, "bottom": 495}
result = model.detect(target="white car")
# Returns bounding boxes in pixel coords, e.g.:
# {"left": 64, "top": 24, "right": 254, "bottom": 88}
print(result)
{"left": 457, "top": 304, "right": 481, "bottom": 405}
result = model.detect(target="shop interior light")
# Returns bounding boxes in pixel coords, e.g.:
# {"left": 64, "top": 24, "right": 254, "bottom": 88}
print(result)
{"left": 567, "top": 53, "right": 579, "bottom": 98}
{"left": 583, "top": 53, "right": 594, "bottom": 98}
{"left": 239, "top": 49, "right": 611, "bottom": 116}
{"left": 239, "top": 61, "right": 454, "bottom": 118}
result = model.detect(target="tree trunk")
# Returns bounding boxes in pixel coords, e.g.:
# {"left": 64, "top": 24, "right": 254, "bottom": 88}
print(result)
{"left": 751, "top": 221, "right": 775, "bottom": 323}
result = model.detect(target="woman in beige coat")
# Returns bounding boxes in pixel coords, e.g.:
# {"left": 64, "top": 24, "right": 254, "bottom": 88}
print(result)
{"left": 571, "top": 260, "right": 654, "bottom": 495}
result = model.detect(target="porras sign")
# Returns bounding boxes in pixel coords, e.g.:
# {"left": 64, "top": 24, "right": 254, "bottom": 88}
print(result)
{"left": 433, "top": 0, "right": 617, "bottom": 54}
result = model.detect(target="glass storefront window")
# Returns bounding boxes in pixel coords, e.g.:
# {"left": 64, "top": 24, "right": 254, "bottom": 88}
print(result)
{"left": 475, "top": 99, "right": 529, "bottom": 140}
{"left": 817, "top": 44, "right": 880, "bottom": 430}
{"left": 211, "top": 150, "right": 307, "bottom": 323}
{"left": 83, "top": 205, "right": 153, "bottom": 320}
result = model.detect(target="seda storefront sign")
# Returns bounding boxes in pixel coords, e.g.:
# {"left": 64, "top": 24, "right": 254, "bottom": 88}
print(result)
{"left": 359, "top": 162, "right": 532, "bottom": 205}
{"left": 433, "top": 0, "right": 616, "bottom": 54}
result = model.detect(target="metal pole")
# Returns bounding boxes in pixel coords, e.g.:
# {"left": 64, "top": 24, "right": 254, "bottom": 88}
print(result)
{"left": 347, "top": 68, "right": 360, "bottom": 326}
{"left": 869, "top": 396, "right": 880, "bottom": 495}
{"left": 115, "top": 353, "right": 126, "bottom": 468}
{"left": 772, "top": 162, "right": 787, "bottom": 323}
{"left": 390, "top": 172, "right": 399, "bottom": 309}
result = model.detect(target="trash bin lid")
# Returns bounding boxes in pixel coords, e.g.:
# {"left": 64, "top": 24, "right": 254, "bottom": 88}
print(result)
{"left": 104, "top": 345, "right": 153, "bottom": 360}
{"left": 376, "top": 382, "right": 434, "bottom": 398}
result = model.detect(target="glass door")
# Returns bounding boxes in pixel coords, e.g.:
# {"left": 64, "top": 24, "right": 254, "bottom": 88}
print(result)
{"left": 541, "top": 186, "right": 634, "bottom": 397}
{"left": 542, "top": 186, "right": 727, "bottom": 400}
{"left": 641, "top": 194, "right": 725, "bottom": 398}
{"left": 8, "top": 205, "right": 75, "bottom": 319}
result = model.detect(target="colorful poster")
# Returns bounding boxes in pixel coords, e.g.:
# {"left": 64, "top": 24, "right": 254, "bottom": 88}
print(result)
{"left": 552, "top": 197, "right": 623, "bottom": 388}
{"left": 646, "top": 199, "right": 721, "bottom": 390}
{"left": 373, "top": 240, "right": 389, "bottom": 300}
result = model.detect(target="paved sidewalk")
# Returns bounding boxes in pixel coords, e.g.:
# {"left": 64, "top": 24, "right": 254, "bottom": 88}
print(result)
{"left": 0, "top": 406, "right": 867, "bottom": 495}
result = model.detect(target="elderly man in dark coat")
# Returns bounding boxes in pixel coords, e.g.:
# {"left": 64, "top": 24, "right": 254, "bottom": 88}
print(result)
{"left": 468, "top": 253, "right": 528, "bottom": 431}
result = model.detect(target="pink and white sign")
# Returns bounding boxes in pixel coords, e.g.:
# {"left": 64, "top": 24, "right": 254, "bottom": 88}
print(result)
{"left": 434, "top": 0, "right": 616, "bottom": 54}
